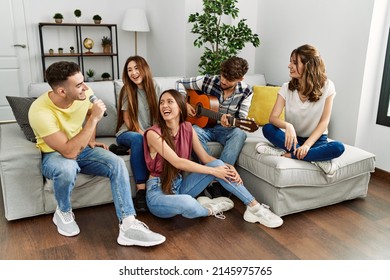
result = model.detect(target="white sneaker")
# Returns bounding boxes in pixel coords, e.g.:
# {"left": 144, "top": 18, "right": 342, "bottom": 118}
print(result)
{"left": 243, "top": 203, "right": 283, "bottom": 228}
{"left": 313, "top": 160, "right": 336, "bottom": 175}
{"left": 52, "top": 207, "right": 80, "bottom": 237}
{"left": 117, "top": 219, "right": 166, "bottom": 247}
{"left": 256, "top": 143, "right": 286, "bottom": 156}
{"left": 197, "top": 196, "right": 234, "bottom": 219}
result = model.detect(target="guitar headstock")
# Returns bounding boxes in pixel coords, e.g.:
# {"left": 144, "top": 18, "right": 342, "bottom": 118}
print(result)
{"left": 233, "top": 118, "right": 259, "bottom": 132}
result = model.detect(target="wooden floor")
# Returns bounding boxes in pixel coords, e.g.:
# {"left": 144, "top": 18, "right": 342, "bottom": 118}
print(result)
{"left": 0, "top": 169, "right": 389, "bottom": 260}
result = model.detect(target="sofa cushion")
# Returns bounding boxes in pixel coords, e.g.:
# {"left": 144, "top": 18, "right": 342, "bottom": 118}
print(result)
{"left": 85, "top": 81, "right": 116, "bottom": 106}
{"left": 27, "top": 83, "right": 51, "bottom": 98}
{"left": 6, "top": 96, "right": 36, "bottom": 142}
{"left": 247, "top": 86, "right": 284, "bottom": 126}
{"left": 86, "top": 82, "right": 117, "bottom": 137}
{"left": 95, "top": 103, "right": 118, "bottom": 137}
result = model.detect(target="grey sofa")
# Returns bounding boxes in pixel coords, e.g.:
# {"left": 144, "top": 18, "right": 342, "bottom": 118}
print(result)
{"left": 0, "top": 75, "right": 376, "bottom": 221}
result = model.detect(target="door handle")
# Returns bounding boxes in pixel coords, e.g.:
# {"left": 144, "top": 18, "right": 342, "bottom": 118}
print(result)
{"left": 13, "top": 44, "right": 26, "bottom": 48}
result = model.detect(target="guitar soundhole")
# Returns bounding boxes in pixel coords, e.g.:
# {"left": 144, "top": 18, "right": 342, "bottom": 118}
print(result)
{"left": 195, "top": 103, "right": 203, "bottom": 117}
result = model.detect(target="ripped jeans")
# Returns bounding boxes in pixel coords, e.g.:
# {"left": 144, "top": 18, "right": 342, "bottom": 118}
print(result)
{"left": 146, "top": 159, "right": 255, "bottom": 219}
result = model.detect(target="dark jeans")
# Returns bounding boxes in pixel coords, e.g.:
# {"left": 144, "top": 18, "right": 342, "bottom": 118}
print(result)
{"left": 262, "top": 123, "right": 345, "bottom": 161}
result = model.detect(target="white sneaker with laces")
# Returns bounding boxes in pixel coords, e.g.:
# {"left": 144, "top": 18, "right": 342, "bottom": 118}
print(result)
{"left": 313, "top": 160, "right": 336, "bottom": 175}
{"left": 52, "top": 207, "right": 80, "bottom": 237}
{"left": 243, "top": 203, "right": 283, "bottom": 228}
{"left": 256, "top": 143, "right": 286, "bottom": 156}
{"left": 197, "top": 196, "right": 234, "bottom": 219}
{"left": 117, "top": 219, "right": 166, "bottom": 247}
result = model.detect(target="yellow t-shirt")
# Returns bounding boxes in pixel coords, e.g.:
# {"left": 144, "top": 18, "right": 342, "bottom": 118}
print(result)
{"left": 28, "top": 89, "right": 93, "bottom": 153}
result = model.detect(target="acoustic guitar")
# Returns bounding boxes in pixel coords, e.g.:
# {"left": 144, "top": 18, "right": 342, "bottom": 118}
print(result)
{"left": 186, "top": 89, "right": 258, "bottom": 132}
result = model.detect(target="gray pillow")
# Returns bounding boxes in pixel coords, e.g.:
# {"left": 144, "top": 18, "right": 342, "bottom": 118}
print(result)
{"left": 95, "top": 103, "right": 118, "bottom": 137}
{"left": 6, "top": 96, "right": 36, "bottom": 142}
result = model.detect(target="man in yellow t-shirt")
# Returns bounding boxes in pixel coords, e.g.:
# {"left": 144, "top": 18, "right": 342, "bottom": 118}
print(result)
{"left": 28, "top": 61, "right": 165, "bottom": 247}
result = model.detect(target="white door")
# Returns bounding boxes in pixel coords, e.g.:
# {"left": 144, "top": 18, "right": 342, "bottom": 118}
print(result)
{"left": 0, "top": 0, "right": 31, "bottom": 122}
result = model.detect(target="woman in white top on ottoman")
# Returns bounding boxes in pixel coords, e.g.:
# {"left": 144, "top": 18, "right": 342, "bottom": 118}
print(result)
{"left": 257, "top": 44, "right": 345, "bottom": 175}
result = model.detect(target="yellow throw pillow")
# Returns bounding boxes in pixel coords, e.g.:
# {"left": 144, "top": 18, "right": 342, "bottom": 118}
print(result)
{"left": 248, "top": 85, "right": 284, "bottom": 126}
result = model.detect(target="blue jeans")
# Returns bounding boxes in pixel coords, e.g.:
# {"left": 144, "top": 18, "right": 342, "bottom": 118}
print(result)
{"left": 146, "top": 159, "right": 255, "bottom": 219}
{"left": 262, "top": 123, "right": 345, "bottom": 161}
{"left": 41, "top": 146, "right": 135, "bottom": 222}
{"left": 194, "top": 124, "right": 247, "bottom": 165}
{"left": 117, "top": 131, "right": 148, "bottom": 184}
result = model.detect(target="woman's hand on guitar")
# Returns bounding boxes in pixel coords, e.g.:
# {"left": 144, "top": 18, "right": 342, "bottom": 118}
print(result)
{"left": 186, "top": 103, "right": 196, "bottom": 117}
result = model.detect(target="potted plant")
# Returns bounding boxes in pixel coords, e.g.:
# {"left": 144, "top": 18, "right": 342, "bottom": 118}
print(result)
{"left": 86, "top": 69, "right": 95, "bottom": 82}
{"left": 70, "top": 46, "right": 75, "bottom": 54}
{"left": 188, "top": 0, "right": 260, "bottom": 75}
{"left": 48, "top": 48, "right": 54, "bottom": 55}
{"left": 101, "top": 36, "right": 112, "bottom": 53}
{"left": 74, "top": 9, "right": 82, "bottom": 23}
{"left": 101, "top": 72, "right": 111, "bottom": 81}
{"left": 53, "top": 13, "right": 64, "bottom": 24}
{"left": 93, "top": 15, "right": 102, "bottom": 24}
{"left": 58, "top": 47, "right": 63, "bottom": 54}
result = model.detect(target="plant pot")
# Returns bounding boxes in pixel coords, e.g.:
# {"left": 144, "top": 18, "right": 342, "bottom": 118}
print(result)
{"left": 86, "top": 77, "right": 94, "bottom": 82}
{"left": 55, "top": 18, "right": 63, "bottom": 24}
{"left": 75, "top": 17, "right": 81, "bottom": 23}
{"left": 94, "top": 20, "right": 101, "bottom": 24}
{"left": 103, "top": 45, "right": 111, "bottom": 53}
{"left": 102, "top": 77, "right": 110, "bottom": 81}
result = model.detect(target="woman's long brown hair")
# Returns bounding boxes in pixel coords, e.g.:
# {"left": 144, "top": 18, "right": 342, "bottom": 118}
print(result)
{"left": 288, "top": 44, "right": 327, "bottom": 102}
{"left": 156, "top": 89, "right": 188, "bottom": 194}
{"left": 116, "top": 56, "right": 159, "bottom": 132}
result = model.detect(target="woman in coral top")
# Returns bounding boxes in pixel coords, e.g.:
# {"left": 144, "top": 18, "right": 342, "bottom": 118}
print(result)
{"left": 143, "top": 89, "right": 283, "bottom": 228}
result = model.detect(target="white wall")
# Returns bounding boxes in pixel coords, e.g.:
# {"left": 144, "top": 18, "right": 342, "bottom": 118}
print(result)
{"left": 356, "top": 0, "right": 390, "bottom": 171}
{"left": 16, "top": 0, "right": 390, "bottom": 171}
{"left": 255, "top": 0, "right": 375, "bottom": 146}
{"left": 146, "top": 0, "right": 186, "bottom": 76}
{"left": 184, "top": 0, "right": 205, "bottom": 76}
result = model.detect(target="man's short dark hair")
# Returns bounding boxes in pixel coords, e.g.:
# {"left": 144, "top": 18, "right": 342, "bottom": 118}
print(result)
{"left": 45, "top": 61, "right": 81, "bottom": 88}
{"left": 220, "top": 56, "right": 249, "bottom": 81}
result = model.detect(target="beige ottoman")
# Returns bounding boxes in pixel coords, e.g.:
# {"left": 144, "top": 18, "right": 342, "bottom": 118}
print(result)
{"left": 235, "top": 130, "right": 376, "bottom": 216}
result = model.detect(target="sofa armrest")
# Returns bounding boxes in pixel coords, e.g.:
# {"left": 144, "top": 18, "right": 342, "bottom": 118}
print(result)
{"left": 0, "top": 123, "right": 45, "bottom": 220}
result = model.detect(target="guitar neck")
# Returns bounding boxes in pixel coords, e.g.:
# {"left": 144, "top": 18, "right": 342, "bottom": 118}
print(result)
{"left": 199, "top": 107, "right": 235, "bottom": 124}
